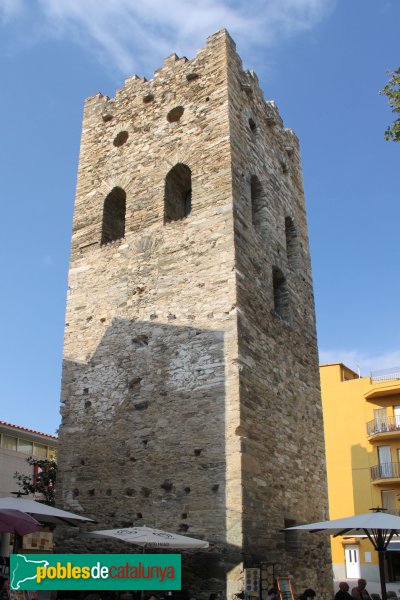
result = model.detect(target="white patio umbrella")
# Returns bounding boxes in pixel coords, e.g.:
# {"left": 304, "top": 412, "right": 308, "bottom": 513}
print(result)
{"left": 0, "top": 497, "right": 93, "bottom": 526}
{"left": 90, "top": 525, "right": 209, "bottom": 549}
{"left": 284, "top": 508, "right": 400, "bottom": 600}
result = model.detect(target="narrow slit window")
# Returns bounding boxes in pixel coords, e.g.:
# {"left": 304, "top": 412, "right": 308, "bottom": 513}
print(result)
{"left": 285, "top": 216, "right": 299, "bottom": 269}
{"left": 272, "top": 267, "right": 289, "bottom": 321}
{"left": 164, "top": 164, "right": 192, "bottom": 223}
{"left": 250, "top": 175, "right": 264, "bottom": 234}
{"left": 101, "top": 187, "right": 126, "bottom": 245}
{"left": 249, "top": 118, "right": 257, "bottom": 132}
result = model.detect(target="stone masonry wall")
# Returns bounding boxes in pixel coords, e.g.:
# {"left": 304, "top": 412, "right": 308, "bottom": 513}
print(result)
{"left": 225, "top": 37, "right": 333, "bottom": 597}
{"left": 57, "top": 30, "right": 242, "bottom": 596}
{"left": 58, "top": 29, "right": 332, "bottom": 599}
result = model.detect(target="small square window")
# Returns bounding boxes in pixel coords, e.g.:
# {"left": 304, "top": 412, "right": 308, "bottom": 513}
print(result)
{"left": 34, "top": 443, "right": 48, "bottom": 458}
{"left": 18, "top": 439, "right": 33, "bottom": 454}
{"left": 2, "top": 435, "right": 17, "bottom": 451}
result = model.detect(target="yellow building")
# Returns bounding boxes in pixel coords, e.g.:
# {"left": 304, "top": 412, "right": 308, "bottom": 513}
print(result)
{"left": 320, "top": 363, "right": 400, "bottom": 583}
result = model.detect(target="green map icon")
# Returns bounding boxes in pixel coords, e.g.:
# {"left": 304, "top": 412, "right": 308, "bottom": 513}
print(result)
{"left": 11, "top": 554, "right": 49, "bottom": 590}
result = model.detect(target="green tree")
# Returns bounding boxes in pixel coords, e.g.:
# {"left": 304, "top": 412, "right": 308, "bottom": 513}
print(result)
{"left": 14, "top": 457, "right": 57, "bottom": 506}
{"left": 380, "top": 68, "right": 400, "bottom": 142}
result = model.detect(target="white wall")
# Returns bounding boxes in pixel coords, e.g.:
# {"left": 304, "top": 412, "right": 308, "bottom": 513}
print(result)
{"left": 0, "top": 448, "right": 33, "bottom": 498}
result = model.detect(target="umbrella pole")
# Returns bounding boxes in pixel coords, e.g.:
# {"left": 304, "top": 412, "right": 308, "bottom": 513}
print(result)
{"left": 374, "top": 528, "right": 387, "bottom": 600}
{"left": 378, "top": 550, "right": 387, "bottom": 600}
{"left": 13, "top": 534, "right": 22, "bottom": 554}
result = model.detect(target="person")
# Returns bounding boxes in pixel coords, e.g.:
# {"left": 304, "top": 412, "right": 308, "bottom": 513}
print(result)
{"left": 299, "top": 589, "right": 316, "bottom": 600}
{"left": 299, "top": 590, "right": 316, "bottom": 600}
{"left": 300, "top": 588, "right": 317, "bottom": 600}
{"left": 351, "top": 579, "right": 372, "bottom": 600}
{"left": 335, "top": 582, "right": 352, "bottom": 600}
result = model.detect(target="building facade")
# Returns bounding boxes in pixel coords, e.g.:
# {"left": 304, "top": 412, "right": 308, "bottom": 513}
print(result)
{"left": 57, "top": 30, "right": 332, "bottom": 598}
{"left": 0, "top": 421, "right": 57, "bottom": 554}
{"left": 0, "top": 420, "right": 57, "bottom": 499}
{"left": 321, "top": 363, "right": 400, "bottom": 583}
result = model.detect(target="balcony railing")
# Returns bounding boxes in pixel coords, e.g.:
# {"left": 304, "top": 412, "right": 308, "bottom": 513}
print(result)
{"left": 371, "top": 367, "right": 400, "bottom": 382}
{"left": 367, "top": 416, "right": 400, "bottom": 436}
{"left": 370, "top": 462, "right": 400, "bottom": 481}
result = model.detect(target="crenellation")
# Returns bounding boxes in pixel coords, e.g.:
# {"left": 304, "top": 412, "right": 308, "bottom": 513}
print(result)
{"left": 265, "top": 99, "right": 283, "bottom": 125}
{"left": 124, "top": 73, "right": 141, "bottom": 85}
{"left": 284, "top": 127, "right": 299, "bottom": 145}
{"left": 247, "top": 69, "right": 259, "bottom": 83}
{"left": 83, "top": 93, "right": 110, "bottom": 123}
{"left": 163, "top": 52, "right": 180, "bottom": 66}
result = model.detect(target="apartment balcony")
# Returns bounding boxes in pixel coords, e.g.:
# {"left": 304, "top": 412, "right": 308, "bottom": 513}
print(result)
{"left": 366, "top": 416, "right": 400, "bottom": 439}
{"left": 370, "top": 462, "right": 400, "bottom": 483}
{"left": 371, "top": 367, "right": 400, "bottom": 383}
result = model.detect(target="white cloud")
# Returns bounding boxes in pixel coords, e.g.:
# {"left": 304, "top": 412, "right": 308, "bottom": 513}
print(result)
{"left": 3, "top": 0, "right": 335, "bottom": 74}
{"left": 319, "top": 349, "right": 400, "bottom": 378}
{"left": 0, "top": 0, "right": 25, "bottom": 21}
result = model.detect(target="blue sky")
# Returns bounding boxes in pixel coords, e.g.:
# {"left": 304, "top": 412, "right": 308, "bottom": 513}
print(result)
{"left": 0, "top": 0, "right": 399, "bottom": 434}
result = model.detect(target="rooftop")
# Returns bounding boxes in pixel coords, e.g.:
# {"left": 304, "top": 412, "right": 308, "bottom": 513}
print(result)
{"left": 0, "top": 420, "right": 58, "bottom": 440}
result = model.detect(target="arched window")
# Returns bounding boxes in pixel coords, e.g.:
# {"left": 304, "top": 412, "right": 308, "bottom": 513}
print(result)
{"left": 272, "top": 266, "right": 289, "bottom": 321}
{"left": 164, "top": 164, "right": 192, "bottom": 223}
{"left": 101, "top": 187, "right": 126, "bottom": 245}
{"left": 250, "top": 175, "right": 264, "bottom": 233}
{"left": 285, "top": 216, "right": 299, "bottom": 269}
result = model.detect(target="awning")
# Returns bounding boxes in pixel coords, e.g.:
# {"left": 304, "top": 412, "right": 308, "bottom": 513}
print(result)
{"left": 387, "top": 542, "right": 400, "bottom": 551}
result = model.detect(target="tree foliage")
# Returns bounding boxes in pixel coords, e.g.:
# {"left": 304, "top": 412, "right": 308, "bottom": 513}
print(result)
{"left": 380, "top": 68, "right": 400, "bottom": 142}
{"left": 14, "top": 457, "right": 57, "bottom": 506}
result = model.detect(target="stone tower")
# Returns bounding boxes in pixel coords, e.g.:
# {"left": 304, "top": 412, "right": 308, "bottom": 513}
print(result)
{"left": 58, "top": 30, "right": 332, "bottom": 598}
